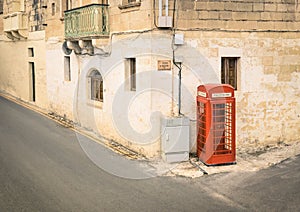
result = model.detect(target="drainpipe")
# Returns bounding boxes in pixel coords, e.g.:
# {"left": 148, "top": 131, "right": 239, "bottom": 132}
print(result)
{"left": 178, "top": 62, "right": 182, "bottom": 115}
{"left": 159, "top": 0, "right": 162, "bottom": 16}
{"left": 172, "top": 43, "right": 182, "bottom": 116}
{"left": 165, "top": 0, "right": 168, "bottom": 16}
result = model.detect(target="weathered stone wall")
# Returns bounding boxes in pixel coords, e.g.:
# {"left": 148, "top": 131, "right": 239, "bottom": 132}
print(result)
{"left": 0, "top": 31, "right": 48, "bottom": 109}
{"left": 1, "top": 0, "right": 300, "bottom": 158}
{"left": 43, "top": 0, "right": 300, "bottom": 157}
{"left": 109, "top": 0, "right": 153, "bottom": 31}
{"left": 180, "top": 31, "right": 300, "bottom": 149}
{"left": 0, "top": 0, "right": 48, "bottom": 108}
{"left": 45, "top": 0, "right": 64, "bottom": 40}
{"left": 178, "top": 0, "right": 300, "bottom": 31}
{"left": 26, "top": 0, "right": 46, "bottom": 32}
{"left": 45, "top": 42, "right": 78, "bottom": 120}
{"left": 2, "top": 0, "right": 46, "bottom": 31}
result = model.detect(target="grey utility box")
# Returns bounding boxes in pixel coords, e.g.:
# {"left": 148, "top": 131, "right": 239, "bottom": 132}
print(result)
{"left": 161, "top": 116, "right": 190, "bottom": 163}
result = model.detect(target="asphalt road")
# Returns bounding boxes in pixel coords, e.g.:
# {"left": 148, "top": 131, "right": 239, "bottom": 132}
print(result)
{"left": 0, "top": 96, "right": 299, "bottom": 211}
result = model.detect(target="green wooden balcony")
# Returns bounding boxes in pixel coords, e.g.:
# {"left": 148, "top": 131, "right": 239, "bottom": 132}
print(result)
{"left": 64, "top": 4, "right": 109, "bottom": 40}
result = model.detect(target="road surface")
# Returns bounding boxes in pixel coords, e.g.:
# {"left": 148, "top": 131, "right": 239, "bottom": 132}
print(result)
{"left": 0, "top": 96, "right": 299, "bottom": 211}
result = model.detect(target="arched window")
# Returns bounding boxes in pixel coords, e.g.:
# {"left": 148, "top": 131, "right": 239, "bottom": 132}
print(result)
{"left": 89, "top": 70, "right": 103, "bottom": 102}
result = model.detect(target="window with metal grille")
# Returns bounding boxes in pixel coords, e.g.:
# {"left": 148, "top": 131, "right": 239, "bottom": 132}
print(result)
{"left": 221, "top": 57, "right": 239, "bottom": 90}
{"left": 90, "top": 70, "right": 103, "bottom": 102}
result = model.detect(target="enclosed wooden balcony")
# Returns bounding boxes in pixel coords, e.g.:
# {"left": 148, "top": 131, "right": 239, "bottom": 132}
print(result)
{"left": 3, "top": 12, "right": 28, "bottom": 39}
{"left": 64, "top": 4, "right": 109, "bottom": 40}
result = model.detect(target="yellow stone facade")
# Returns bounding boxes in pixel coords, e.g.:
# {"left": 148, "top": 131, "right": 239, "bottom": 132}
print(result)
{"left": 1, "top": 0, "right": 300, "bottom": 157}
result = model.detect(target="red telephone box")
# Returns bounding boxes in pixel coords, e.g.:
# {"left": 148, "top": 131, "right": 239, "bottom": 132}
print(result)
{"left": 197, "top": 84, "right": 236, "bottom": 165}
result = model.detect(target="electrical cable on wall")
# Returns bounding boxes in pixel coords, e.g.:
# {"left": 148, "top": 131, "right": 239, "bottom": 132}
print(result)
{"left": 171, "top": 0, "right": 184, "bottom": 116}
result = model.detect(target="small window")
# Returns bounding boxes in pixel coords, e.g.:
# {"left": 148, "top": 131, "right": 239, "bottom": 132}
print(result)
{"left": 125, "top": 58, "right": 136, "bottom": 91}
{"left": 0, "top": 0, "right": 3, "bottom": 14}
{"left": 221, "top": 57, "right": 238, "bottom": 90}
{"left": 28, "top": 48, "right": 34, "bottom": 57}
{"left": 64, "top": 56, "right": 71, "bottom": 81}
{"left": 129, "top": 58, "right": 136, "bottom": 91}
{"left": 90, "top": 70, "right": 103, "bottom": 102}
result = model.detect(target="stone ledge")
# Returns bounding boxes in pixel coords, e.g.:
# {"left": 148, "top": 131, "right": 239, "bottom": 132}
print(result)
{"left": 118, "top": 2, "right": 141, "bottom": 10}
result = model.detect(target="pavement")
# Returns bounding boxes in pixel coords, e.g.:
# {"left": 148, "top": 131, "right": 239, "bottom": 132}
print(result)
{"left": 0, "top": 94, "right": 300, "bottom": 211}
{"left": 167, "top": 140, "right": 300, "bottom": 178}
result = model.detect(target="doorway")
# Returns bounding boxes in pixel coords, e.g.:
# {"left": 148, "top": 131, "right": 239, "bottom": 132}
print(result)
{"left": 29, "top": 62, "right": 35, "bottom": 102}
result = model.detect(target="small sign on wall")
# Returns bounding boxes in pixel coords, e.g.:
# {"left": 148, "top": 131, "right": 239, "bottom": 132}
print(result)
{"left": 158, "top": 60, "right": 171, "bottom": 71}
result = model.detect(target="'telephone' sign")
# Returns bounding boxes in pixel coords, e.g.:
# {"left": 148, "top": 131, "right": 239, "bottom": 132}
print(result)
{"left": 212, "top": 93, "right": 232, "bottom": 98}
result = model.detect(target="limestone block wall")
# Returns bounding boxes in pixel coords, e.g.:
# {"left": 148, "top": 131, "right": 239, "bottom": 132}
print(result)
{"left": 180, "top": 30, "right": 300, "bottom": 149}
{"left": 45, "top": 41, "right": 79, "bottom": 120}
{"left": 45, "top": 0, "right": 64, "bottom": 40}
{"left": 109, "top": 0, "right": 153, "bottom": 32}
{"left": 43, "top": 0, "right": 300, "bottom": 157}
{"left": 0, "top": 31, "right": 48, "bottom": 109}
{"left": 2, "top": 0, "right": 299, "bottom": 157}
{"left": 0, "top": 41, "right": 28, "bottom": 99}
{"left": 26, "top": 0, "right": 46, "bottom": 32}
{"left": 178, "top": 0, "right": 300, "bottom": 31}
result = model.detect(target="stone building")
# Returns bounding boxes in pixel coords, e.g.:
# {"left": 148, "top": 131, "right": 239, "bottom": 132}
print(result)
{"left": 1, "top": 0, "right": 300, "bottom": 158}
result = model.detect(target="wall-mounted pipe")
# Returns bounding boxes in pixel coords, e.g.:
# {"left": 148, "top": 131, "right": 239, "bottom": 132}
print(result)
{"left": 178, "top": 62, "right": 182, "bottom": 115}
{"left": 165, "top": 0, "right": 168, "bottom": 16}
